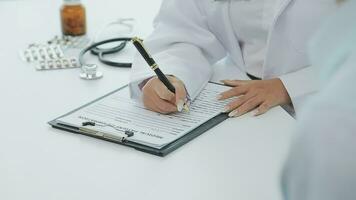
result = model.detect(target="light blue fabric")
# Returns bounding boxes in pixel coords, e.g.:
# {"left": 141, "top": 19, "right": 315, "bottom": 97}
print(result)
{"left": 282, "top": 1, "right": 356, "bottom": 200}
{"left": 308, "top": 0, "right": 356, "bottom": 84}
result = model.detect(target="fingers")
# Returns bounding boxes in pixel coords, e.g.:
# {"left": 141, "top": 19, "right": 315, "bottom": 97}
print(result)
{"left": 173, "top": 82, "right": 187, "bottom": 111}
{"left": 142, "top": 76, "right": 187, "bottom": 114}
{"left": 228, "top": 96, "right": 264, "bottom": 117}
{"left": 143, "top": 91, "right": 177, "bottom": 114}
{"left": 222, "top": 92, "right": 257, "bottom": 113}
{"left": 219, "top": 79, "right": 288, "bottom": 117}
{"left": 221, "top": 79, "right": 249, "bottom": 87}
{"left": 218, "top": 85, "right": 248, "bottom": 100}
{"left": 154, "top": 83, "right": 175, "bottom": 103}
{"left": 253, "top": 101, "right": 273, "bottom": 116}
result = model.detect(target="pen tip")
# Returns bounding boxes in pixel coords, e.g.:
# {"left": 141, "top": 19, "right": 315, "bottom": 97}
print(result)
{"left": 183, "top": 104, "right": 190, "bottom": 112}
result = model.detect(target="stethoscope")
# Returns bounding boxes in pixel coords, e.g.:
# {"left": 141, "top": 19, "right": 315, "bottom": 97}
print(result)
{"left": 78, "top": 18, "right": 135, "bottom": 80}
{"left": 79, "top": 37, "right": 133, "bottom": 79}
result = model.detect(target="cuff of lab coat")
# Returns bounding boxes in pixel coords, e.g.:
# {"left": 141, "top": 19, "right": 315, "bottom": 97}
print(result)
{"left": 279, "top": 66, "right": 320, "bottom": 114}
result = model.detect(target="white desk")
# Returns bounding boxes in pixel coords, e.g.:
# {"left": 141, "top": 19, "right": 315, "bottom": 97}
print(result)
{"left": 0, "top": 1, "right": 295, "bottom": 199}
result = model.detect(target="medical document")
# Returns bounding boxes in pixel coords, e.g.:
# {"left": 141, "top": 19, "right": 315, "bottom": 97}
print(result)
{"left": 57, "top": 83, "right": 233, "bottom": 149}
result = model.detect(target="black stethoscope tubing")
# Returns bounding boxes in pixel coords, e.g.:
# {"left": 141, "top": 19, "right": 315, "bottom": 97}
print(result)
{"left": 79, "top": 37, "right": 133, "bottom": 68}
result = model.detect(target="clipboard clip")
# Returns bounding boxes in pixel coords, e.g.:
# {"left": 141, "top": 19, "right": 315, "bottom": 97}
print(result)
{"left": 80, "top": 121, "right": 134, "bottom": 143}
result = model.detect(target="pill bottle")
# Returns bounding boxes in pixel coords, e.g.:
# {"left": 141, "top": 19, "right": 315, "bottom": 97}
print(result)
{"left": 60, "top": 0, "right": 87, "bottom": 36}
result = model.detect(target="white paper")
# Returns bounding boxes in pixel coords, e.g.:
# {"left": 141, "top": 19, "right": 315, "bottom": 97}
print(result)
{"left": 58, "top": 83, "right": 234, "bottom": 149}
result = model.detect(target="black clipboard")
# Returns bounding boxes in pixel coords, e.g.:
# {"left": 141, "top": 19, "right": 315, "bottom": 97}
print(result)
{"left": 48, "top": 83, "right": 229, "bottom": 157}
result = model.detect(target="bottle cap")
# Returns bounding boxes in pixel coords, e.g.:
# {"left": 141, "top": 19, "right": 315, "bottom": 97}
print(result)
{"left": 63, "top": 0, "right": 81, "bottom": 4}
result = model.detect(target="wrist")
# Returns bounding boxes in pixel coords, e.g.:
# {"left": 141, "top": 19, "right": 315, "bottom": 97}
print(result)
{"left": 276, "top": 78, "right": 292, "bottom": 105}
{"left": 138, "top": 76, "right": 155, "bottom": 91}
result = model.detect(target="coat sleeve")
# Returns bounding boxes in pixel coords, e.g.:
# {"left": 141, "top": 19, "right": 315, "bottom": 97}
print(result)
{"left": 281, "top": 51, "right": 356, "bottom": 200}
{"left": 129, "top": 0, "right": 227, "bottom": 100}
{"left": 278, "top": 66, "right": 319, "bottom": 114}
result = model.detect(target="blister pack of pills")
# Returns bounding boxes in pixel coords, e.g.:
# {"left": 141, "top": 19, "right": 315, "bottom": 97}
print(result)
{"left": 20, "top": 35, "right": 90, "bottom": 71}
{"left": 47, "top": 35, "right": 90, "bottom": 49}
{"left": 19, "top": 44, "right": 80, "bottom": 71}
{"left": 36, "top": 57, "right": 80, "bottom": 70}
{"left": 20, "top": 44, "right": 64, "bottom": 63}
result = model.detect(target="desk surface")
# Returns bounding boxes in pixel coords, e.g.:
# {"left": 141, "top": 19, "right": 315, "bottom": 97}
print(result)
{"left": 0, "top": 1, "right": 295, "bottom": 200}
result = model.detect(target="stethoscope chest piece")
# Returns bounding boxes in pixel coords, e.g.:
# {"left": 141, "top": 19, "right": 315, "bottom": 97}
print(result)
{"left": 80, "top": 64, "right": 103, "bottom": 80}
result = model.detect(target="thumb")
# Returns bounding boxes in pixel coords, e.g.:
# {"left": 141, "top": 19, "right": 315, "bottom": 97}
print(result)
{"left": 174, "top": 82, "right": 187, "bottom": 112}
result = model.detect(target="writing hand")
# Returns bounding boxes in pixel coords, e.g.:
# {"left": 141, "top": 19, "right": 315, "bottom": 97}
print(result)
{"left": 142, "top": 76, "right": 187, "bottom": 114}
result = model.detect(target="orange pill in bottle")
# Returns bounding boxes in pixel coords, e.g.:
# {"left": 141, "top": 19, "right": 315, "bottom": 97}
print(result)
{"left": 60, "top": 0, "right": 87, "bottom": 36}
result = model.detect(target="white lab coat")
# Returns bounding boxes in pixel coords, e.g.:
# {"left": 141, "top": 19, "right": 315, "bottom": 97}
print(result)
{"left": 129, "top": 0, "right": 337, "bottom": 114}
{"left": 282, "top": 1, "right": 356, "bottom": 199}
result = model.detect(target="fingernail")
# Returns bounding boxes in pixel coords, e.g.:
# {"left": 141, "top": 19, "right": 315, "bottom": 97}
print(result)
{"left": 183, "top": 103, "right": 190, "bottom": 112}
{"left": 185, "top": 100, "right": 191, "bottom": 107}
{"left": 216, "top": 94, "right": 223, "bottom": 100}
{"left": 177, "top": 100, "right": 184, "bottom": 112}
{"left": 228, "top": 110, "right": 238, "bottom": 117}
{"left": 252, "top": 109, "right": 259, "bottom": 116}
{"left": 222, "top": 106, "right": 230, "bottom": 113}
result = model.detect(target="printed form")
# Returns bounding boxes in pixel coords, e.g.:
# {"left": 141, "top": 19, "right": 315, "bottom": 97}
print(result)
{"left": 57, "top": 83, "right": 233, "bottom": 149}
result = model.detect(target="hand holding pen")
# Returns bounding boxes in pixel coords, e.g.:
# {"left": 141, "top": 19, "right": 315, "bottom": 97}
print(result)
{"left": 132, "top": 37, "right": 189, "bottom": 113}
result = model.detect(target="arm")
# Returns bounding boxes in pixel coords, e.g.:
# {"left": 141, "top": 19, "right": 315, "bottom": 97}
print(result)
{"left": 282, "top": 51, "right": 356, "bottom": 200}
{"left": 282, "top": 95, "right": 356, "bottom": 200}
{"left": 129, "top": 0, "right": 227, "bottom": 100}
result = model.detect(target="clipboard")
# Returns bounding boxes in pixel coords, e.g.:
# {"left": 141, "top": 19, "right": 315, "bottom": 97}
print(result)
{"left": 48, "top": 83, "right": 229, "bottom": 157}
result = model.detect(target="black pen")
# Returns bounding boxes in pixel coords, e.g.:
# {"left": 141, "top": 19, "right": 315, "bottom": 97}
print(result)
{"left": 131, "top": 37, "right": 189, "bottom": 112}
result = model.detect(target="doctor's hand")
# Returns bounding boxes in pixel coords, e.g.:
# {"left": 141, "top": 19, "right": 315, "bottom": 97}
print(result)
{"left": 142, "top": 76, "right": 187, "bottom": 114}
{"left": 218, "top": 78, "right": 291, "bottom": 117}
